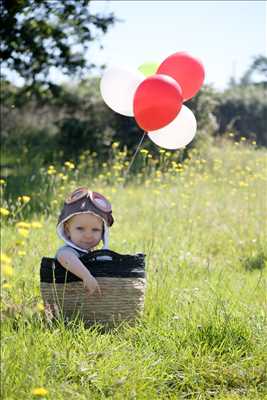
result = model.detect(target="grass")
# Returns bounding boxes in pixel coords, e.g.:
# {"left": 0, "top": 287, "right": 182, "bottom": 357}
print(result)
{"left": 1, "top": 139, "right": 267, "bottom": 399}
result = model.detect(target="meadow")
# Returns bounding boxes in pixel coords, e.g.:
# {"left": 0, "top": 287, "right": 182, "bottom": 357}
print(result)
{"left": 1, "top": 138, "right": 267, "bottom": 399}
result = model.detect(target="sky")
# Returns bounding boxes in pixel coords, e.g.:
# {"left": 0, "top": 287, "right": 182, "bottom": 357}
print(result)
{"left": 7, "top": 0, "right": 266, "bottom": 91}
{"left": 87, "top": 0, "right": 266, "bottom": 90}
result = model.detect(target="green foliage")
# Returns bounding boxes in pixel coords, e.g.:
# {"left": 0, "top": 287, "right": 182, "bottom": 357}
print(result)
{"left": 1, "top": 0, "right": 116, "bottom": 90}
{"left": 215, "top": 84, "right": 267, "bottom": 146}
{"left": 1, "top": 71, "right": 267, "bottom": 180}
{"left": 240, "top": 55, "right": 267, "bottom": 86}
{"left": 242, "top": 250, "right": 267, "bottom": 271}
{"left": 186, "top": 84, "right": 220, "bottom": 134}
{"left": 1, "top": 77, "right": 145, "bottom": 165}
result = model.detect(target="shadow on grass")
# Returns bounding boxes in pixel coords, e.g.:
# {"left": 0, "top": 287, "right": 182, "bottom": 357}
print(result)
{"left": 242, "top": 251, "right": 266, "bottom": 271}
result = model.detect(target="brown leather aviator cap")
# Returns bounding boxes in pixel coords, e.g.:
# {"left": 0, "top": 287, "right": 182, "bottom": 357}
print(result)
{"left": 57, "top": 188, "right": 114, "bottom": 227}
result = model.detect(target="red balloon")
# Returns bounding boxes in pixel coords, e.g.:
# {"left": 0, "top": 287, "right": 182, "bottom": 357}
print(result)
{"left": 157, "top": 52, "right": 205, "bottom": 101}
{"left": 133, "top": 74, "right": 183, "bottom": 132}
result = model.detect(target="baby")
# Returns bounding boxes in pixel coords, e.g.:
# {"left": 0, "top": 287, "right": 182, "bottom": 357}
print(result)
{"left": 56, "top": 187, "right": 114, "bottom": 297}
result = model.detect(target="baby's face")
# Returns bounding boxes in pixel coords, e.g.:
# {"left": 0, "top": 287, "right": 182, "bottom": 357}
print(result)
{"left": 65, "top": 213, "right": 103, "bottom": 250}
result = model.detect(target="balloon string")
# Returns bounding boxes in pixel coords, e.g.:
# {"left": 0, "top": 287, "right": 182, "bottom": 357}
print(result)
{"left": 123, "top": 131, "right": 146, "bottom": 185}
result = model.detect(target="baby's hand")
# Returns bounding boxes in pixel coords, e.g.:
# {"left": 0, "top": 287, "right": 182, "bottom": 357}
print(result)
{"left": 57, "top": 249, "right": 102, "bottom": 297}
{"left": 83, "top": 274, "right": 102, "bottom": 297}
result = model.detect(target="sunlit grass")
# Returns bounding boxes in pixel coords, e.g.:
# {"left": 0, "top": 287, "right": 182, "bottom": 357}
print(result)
{"left": 1, "top": 139, "right": 267, "bottom": 399}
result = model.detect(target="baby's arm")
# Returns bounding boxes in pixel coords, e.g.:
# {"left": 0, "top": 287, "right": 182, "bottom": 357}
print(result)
{"left": 57, "top": 249, "right": 101, "bottom": 297}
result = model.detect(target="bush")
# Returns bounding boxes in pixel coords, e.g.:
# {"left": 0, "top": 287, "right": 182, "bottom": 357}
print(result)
{"left": 2, "top": 79, "right": 267, "bottom": 175}
{"left": 215, "top": 84, "right": 267, "bottom": 145}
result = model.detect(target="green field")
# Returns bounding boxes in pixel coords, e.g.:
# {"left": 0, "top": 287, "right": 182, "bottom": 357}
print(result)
{"left": 1, "top": 140, "right": 267, "bottom": 399}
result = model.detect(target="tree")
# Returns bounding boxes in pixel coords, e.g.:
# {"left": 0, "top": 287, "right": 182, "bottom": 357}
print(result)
{"left": 0, "top": 0, "right": 116, "bottom": 91}
{"left": 215, "top": 85, "right": 267, "bottom": 146}
{"left": 240, "top": 55, "right": 267, "bottom": 86}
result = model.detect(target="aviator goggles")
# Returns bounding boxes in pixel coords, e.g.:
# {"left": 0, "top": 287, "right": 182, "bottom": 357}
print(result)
{"left": 65, "top": 187, "right": 112, "bottom": 213}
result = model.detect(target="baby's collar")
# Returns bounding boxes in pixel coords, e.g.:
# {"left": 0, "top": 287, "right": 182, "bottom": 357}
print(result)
{"left": 61, "top": 238, "right": 90, "bottom": 253}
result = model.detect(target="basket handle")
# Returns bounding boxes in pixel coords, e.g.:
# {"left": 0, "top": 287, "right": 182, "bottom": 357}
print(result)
{"left": 84, "top": 249, "right": 123, "bottom": 262}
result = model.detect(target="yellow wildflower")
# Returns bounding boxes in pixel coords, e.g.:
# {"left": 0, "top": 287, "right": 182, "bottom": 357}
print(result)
{"left": 16, "top": 222, "right": 31, "bottom": 229}
{"left": 239, "top": 181, "right": 248, "bottom": 187}
{"left": 140, "top": 149, "right": 148, "bottom": 155}
{"left": 31, "top": 221, "right": 43, "bottom": 229}
{"left": 47, "top": 169, "right": 56, "bottom": 175}
{"left": 0, "top": 179, "right": 6, "bottom": 185}
{"left": 113, "top": 164, "right": 122, "bottom": 171}
{"left": 36, "top": 303, "right": 45, "bottom": 312}
{"left": 0, "top": 208, "right": 10, "bottom": 216}
{"left": 112, "top": 142, "right": 119, "bottom": 149}
{"left": 57, "top": 173, "right": 67, "bottom": 181}
{"left": 64, "top": 161, "right": 75, "bottom": 169}
{"left": 32, "top": 387, "right": 48, "bottom": 396}
{"left": 2, "top": 283, "right": 12, "bottom": 289}
{"left": 18, "top": 250, "right": 26, "bottom": 256}
{"left": 1, "top": 253, "right": 12, "bottom": 264}
{"left": 18, "top": 228, "right": 29, "bottom": 238}
{"left": 22, "top": 196, "right": 31, "bottom": 203}
{"left": 2, "top": 265, "right": 14, "bottom": 277}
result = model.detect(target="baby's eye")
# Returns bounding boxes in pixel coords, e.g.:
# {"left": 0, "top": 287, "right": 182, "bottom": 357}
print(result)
{"left": 93, "top": 228, "right": 101, "bottom": 232}
{"left": 76, "top": 226, "right": 84, "bottom": 231}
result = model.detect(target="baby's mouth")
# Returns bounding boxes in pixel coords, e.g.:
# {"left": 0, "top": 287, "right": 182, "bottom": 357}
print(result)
{"left": 80, "top": 241, "right": 93, "bottom": 248}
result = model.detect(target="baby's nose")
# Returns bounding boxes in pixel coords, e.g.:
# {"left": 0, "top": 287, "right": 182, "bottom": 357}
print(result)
{"left": 84, "top": 231, "right": 93, "bottom": 239}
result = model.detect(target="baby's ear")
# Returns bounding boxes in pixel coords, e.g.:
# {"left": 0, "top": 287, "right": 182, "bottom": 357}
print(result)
{"left": 64, "top": 222, "right": 70, "bottom": 237}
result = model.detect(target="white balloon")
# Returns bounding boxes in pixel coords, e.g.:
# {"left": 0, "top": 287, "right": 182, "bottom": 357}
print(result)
{"left": 148, "top": 105, "right": 197, "bottom": 149}
{"left": 100, "top": 66, "right": 145, "bottom": 116}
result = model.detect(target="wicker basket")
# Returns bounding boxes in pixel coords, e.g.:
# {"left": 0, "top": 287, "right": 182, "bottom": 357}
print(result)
{"left": 40, "top": 249, "right": 146, "bottom": 327}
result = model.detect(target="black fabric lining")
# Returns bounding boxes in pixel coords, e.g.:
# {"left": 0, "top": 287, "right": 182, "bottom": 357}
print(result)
{"left": 40, "top": 249, "right": 146, "bottom": 283}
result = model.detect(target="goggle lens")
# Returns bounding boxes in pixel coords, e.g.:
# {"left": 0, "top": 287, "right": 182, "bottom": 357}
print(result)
{"left": 89, "top": 191, "right": 112, "bottom": 213}
{"left": 65, "top": 188, "right": 112, "bottom": 213}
